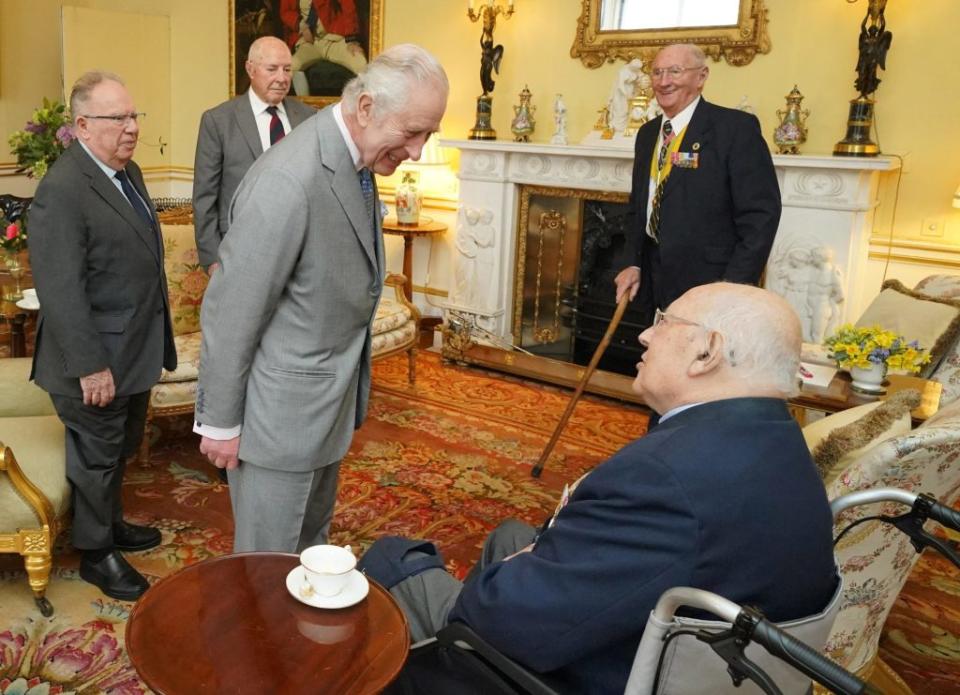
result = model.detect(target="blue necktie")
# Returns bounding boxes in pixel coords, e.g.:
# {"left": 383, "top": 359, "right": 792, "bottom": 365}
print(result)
{"left": 115, "top": 169, "right": 154, "bottom": 229}
{"left": 359, "top": 168, "right": 375, "bottom": 222}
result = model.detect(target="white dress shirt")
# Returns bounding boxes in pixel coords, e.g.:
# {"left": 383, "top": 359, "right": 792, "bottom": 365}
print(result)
{"left": 248, "top": 89, "right": 293, "bottom": 152}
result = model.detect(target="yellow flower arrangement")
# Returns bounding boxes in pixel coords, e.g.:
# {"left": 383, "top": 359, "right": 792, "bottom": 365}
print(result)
{"left": 825, "top": 323, "right": 930, "bottom": 374}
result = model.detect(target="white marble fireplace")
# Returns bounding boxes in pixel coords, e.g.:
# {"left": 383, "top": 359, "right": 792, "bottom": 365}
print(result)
{"left": 441, "top": 138, "right": 899, "bottom": 349}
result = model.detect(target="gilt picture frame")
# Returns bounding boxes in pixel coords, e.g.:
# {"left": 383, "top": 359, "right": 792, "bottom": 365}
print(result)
{"left": 230, "top": 0, "right": 384, "bottom": 108}
{"left": 571, "top": 0, "right": 770, "bottom": 68}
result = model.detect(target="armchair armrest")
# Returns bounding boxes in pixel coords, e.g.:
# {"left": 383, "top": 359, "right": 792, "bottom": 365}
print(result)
{"left": 0, "top": 358, "right": 56, "bottom": 418}
{"left": 385, "top": 273, "right": 422, "bottom": 323}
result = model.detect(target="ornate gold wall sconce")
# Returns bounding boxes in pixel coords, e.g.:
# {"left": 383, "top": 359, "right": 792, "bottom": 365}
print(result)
{"left": 467, "top": 0, "right": 516, "bottom": 140}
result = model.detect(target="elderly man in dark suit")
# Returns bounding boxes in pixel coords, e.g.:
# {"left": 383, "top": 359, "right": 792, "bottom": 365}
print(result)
{"left": 363, "top": 283, "right": 838, "bottom": 694}
{"left": 192, "top": 35, "right": 315, "bottom": 272}
{"left": 28, "top": 71, "right": 177, "bottom": 601}
{"left": 614, "top": 43, "right": 781, "bottom": 325}
{"left": 194, "top": 44, "right": 448, "bottom": 553}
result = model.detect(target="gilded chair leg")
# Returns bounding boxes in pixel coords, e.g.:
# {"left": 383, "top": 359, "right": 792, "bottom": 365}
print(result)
{"left": 24, "top": 552, "right": 54, "bottom": 617}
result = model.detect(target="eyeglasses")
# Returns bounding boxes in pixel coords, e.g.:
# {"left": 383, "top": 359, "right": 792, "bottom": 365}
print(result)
{"left": 650, "top": 66, "right": 704, "bottom": 80}
{"left": 652, "top": 308, "right": 708, "bottom": 331}
{"left": 82, "top": 112, "right": 146, "bottom": 125}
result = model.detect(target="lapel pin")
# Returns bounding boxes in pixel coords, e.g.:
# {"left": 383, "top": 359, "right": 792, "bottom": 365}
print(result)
{"left": 692, "top": 142, "right": 701, "bottom": 151}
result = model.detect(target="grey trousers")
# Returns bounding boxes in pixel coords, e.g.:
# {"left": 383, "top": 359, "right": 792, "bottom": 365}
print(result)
{"left": 50, "top": 390, "right": 149, "bottom": 549}
{"left": 388, "top": 519, "right": 537, "bottom": 642}
{"left": 227, "top": 460, "right": 341, "bottom": 553}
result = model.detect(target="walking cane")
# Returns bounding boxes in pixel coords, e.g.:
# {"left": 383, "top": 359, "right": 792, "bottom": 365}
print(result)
{"left": 531, "top": 293, "right": 631, "bottom": 478}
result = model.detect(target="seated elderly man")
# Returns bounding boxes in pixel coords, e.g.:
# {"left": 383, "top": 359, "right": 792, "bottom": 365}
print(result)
{"left": 363, "top": 282, "right": 838, "bottom": 694}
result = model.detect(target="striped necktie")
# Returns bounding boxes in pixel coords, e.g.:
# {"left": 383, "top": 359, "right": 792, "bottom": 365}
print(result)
{"left": 266, "top": 106, "right": 285, "bottom": 146}
{"left": 648, "top": 120, "right": 674, "bottom": 242}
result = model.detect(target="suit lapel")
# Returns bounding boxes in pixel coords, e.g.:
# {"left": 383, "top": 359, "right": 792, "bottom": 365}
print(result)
{"left": 235, "top": 95, "right": 263, "bottom": 159}
{"left": 73, "top": 146, "right": 161, "bottom": 265}
{"left": 317, "top": 111, "right": 380, "bottom": 277}
{"left": 283, "top": 97, "right": 309, "bottom": 128}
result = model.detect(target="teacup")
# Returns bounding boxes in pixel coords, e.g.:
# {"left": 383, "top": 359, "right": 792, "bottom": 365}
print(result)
{"left": 300, "top": 544, "right": 356, "bottom": 598}
{"left": 22, "top": 288, "right": 37, "bottom": 301}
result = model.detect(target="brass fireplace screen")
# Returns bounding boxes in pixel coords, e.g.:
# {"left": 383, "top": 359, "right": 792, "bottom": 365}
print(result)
{"left": 512, "top": 185, "right": 646, "bottom": 377}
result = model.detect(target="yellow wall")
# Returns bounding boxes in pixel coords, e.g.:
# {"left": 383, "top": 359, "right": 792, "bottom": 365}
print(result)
{"left": 382, "top": 0, "right": 960, "bottom": 245}
{"left": 2, "top": 0, "right": 958, "bottom": 244}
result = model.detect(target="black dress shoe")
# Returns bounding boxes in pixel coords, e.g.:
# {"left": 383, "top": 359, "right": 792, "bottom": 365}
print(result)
{"left": 113, "top": 521, "right": 162, "bottom": 551}
{"left": 79, "top": 550, "right": 150, "bottom": 601}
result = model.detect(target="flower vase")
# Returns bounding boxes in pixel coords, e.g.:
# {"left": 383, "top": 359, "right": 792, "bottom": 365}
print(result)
{"left": 395, "top": 170, "right": 422, "bottom": 226}
{"left": 3, "top": 252, "right": 25, "bottom": 301}
{"left": 850, "top": 362, "right": 888, "bottom": 394}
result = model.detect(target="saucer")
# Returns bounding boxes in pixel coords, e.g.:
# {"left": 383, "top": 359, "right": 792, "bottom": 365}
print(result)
{"left": 15, "top": 298, "right": 39, "bottom": 311}
{"left": 286, "top": 566, "right": 369, "bottom": 609}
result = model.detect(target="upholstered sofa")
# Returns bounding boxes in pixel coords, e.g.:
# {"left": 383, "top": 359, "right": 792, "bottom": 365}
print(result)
{"left": 0, "top": 357, "right": 70, "bottom": 616}
{"left": 142, "top": 207, "right": 420, "bottom": 460}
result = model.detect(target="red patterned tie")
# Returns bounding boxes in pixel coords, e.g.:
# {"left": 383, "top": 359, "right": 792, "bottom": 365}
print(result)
{"left": 266, "top": 106, "right": 285, "bottom": 146}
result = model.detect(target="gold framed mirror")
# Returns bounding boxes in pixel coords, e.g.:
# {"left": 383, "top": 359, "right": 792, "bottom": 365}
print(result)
{"left": 571, "top": 0, "right": 771, "bottom": 68}
{"left": 229, "top": 0, "right": 384, "bottom": 109}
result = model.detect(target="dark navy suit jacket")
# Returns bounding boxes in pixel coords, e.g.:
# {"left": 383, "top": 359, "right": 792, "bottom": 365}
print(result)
{"left": 627, "top": 99, "right": 781, "bottom": 320}
{"left": 449, "top": 398, "right": 838, "bottom": 694}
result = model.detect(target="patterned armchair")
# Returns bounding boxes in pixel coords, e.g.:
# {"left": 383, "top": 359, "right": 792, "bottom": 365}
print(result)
{"left": 0, "top": 357, "right": 70, "bottom": 616}
{"left": 142, "top": 207, "right": 420, "bottom": 461}
{"left": 821, "top": 403, "right": 960, "bottom": 692}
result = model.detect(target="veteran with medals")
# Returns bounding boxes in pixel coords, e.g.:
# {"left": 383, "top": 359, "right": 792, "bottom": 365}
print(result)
{"left": 614, "top": 43, "right": 781, "bottom": 326}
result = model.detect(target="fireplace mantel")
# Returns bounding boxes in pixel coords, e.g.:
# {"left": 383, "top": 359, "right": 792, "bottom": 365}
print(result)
{"left": 440, "top": 138, "right": 899, "bottom": 391}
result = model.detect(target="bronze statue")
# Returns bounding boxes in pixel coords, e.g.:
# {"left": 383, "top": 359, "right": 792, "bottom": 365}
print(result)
{"left": 854, "top": 0, "right": 892, "bottom": 97}
{"left": 479, "top": 9, "right": 503, "bottom": 96}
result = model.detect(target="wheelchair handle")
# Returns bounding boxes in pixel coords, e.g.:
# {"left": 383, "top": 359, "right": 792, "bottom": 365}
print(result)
{"left": 831, "top": 488, "right": 960, "bottom": 533}
{"left": 749, "top": 615, "right": 878, "bottom": 695}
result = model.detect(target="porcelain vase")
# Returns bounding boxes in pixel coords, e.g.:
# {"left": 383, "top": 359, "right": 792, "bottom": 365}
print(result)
{"left": 850, "top": 362, "right": 888, "bottom": 394}
{"left": 395, "top": 170, "right": 422, "bottom": 225}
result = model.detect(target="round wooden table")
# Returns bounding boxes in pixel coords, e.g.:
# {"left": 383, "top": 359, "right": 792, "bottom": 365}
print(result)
{"left": 381, "top": 215, "right": 447, "bottom": 301}
{"left": 125, "top": 553, "right": 410, "bottom": 694}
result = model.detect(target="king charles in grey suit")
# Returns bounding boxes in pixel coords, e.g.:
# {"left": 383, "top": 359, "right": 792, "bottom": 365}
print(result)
{"left": 28, "top": 72, "right": 177, "bottom": 601}
{"left": 192, "top": 36, "right": 315, "bottom": 270}
{"left": 195, "top": 44, "right": 449, "bottom": 552}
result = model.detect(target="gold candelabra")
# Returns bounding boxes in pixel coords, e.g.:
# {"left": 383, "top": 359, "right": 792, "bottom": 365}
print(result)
{"left": 467, "top": 0, "right": 516, "bottom": 140}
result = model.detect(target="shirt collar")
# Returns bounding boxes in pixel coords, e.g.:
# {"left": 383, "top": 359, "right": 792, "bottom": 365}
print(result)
{"left": 78, "top": 140, "right": 119, "bottom": 177}
{"left": 660, "top": 95, "right": 700, "bottom": 137}
{"left": 248, "top": 89, "right": 285, "bottom": 117}
{"left": 332, "top": 102, "right": 364, "bottom": 172}
{"left": 658, "top": 401, "right": 704, "bottom": 424}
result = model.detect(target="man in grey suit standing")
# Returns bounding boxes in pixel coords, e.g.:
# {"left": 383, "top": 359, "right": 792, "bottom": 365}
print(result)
{"left": 192, "top": 35, "right": 315, "bottom": 272}
{"left": 28, "top": 71, "right": 177, "bottom": 600}
{"left": 195, "top": 44, "right": 448, "bottom": 552}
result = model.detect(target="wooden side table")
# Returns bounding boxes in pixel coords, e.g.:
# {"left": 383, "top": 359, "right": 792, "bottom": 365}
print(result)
{"left": 125, "top": 553, "right": 410, "bottom": 694}
{"left": 0, "top": 269, "right": 35, "bottom": 358}
{"left": 381, "top": 215, "right": 447, "bottom": 301}
{"left": 792, "top": 372, "right": 941, "bottom": 426}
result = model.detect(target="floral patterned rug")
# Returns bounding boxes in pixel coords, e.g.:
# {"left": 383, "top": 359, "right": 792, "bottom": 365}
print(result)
{"left": 0, "top": 352, "right": 956, "bottom": 693}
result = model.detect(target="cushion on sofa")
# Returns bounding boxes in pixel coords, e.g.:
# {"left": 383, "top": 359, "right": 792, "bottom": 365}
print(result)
{"left": 161, "top": 223, "right": 208, "bottom": 337}
{"left": 0, "top": 415, "right": 70, "bottom": 522}
{"left": 856, "top": 279, "right": 960, "bottom": 377}
{"left": 804, "top": 389, "right": 920, "bottom": 485}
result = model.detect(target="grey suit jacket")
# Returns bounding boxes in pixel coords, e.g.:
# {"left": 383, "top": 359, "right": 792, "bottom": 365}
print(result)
{"left": 27, "top": 143, "right": 177, "bottom": 397}
{"left": 192, "top": 93, "right": 316, "bottom": 267}
{"left": 195, "top": 107, "right": 384, "bottom": 472}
